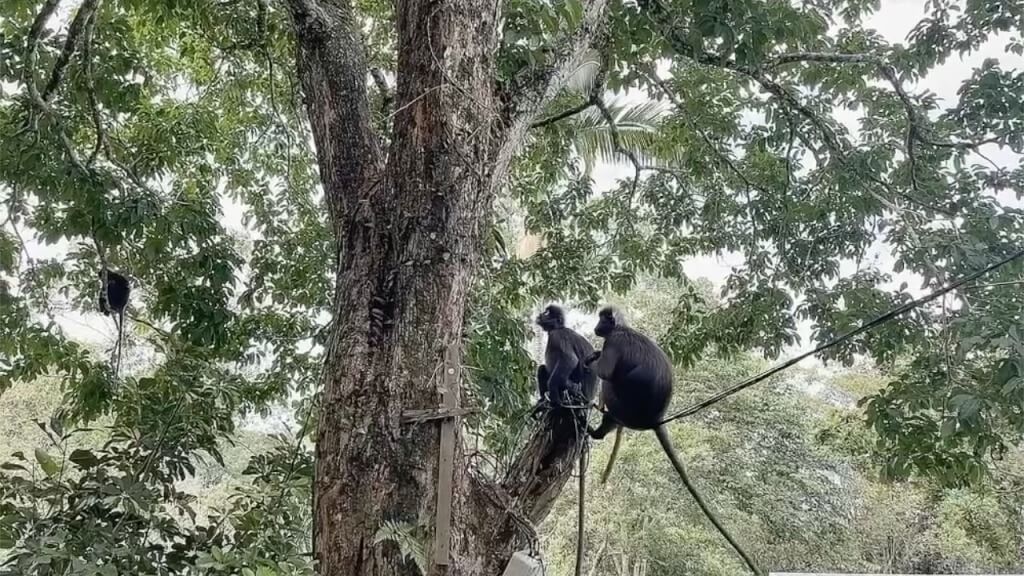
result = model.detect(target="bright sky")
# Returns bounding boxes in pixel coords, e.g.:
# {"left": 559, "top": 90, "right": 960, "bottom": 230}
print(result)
{"left": 8, "top": 0, "right": 1024, "bottom": 383}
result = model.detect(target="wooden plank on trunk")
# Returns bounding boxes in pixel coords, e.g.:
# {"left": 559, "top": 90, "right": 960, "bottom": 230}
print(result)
{"left": 433, "top": 342, "right": 459, "bottom": 565}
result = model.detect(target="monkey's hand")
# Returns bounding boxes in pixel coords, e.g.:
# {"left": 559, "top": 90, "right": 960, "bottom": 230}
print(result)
{"left": 583, "top": 351, "right": 601, "bottom": 366}
{"left": 530, "top": 399, "right": 550, "bottom": 419}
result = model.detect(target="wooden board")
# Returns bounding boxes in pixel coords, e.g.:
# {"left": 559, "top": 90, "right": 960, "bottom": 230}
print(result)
{"left": 433, "top": 343, "right": 459, "bottom": 565}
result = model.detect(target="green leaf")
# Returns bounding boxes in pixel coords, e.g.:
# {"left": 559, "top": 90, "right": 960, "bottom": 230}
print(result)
{"left": 940, "top": 417, "right": 956, "bottom": 438}
{"left": 34, "top": 447, "right": 59, "bottom": 478}
{"left": 69, "top": 449, "right": 101, "bottom": 469}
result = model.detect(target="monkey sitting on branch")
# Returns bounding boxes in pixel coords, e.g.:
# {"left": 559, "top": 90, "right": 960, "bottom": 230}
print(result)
{"left": 585, "top": 306, "right": 762, "bottom": 575}
{"left": 534, "top": 303, "right": 598, "bottom": 576}
{"left": 534, "top": 304, "right": 598, "bottom": 411}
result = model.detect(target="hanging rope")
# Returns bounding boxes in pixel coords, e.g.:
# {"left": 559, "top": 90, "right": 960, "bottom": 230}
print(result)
{"left": 658, "top": 246, "right": 1024, "bottom": 425}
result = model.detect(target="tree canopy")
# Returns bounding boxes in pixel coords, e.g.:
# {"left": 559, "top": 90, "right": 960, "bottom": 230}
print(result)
{"left": 1, "top": 0, "right": 1024, "bottom": 573}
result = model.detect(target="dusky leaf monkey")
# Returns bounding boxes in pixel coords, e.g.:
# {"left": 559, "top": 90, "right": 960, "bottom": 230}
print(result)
{"left": 535, "top": 304, "right": 598, "bottom": 408}
{"left": 535, "top": 304, "right": 598, "bottom": 576}
{"left": 98, "top": 268, "right": 130, "bottom": 374}
{"left": 586, "top": 306, "right": 762, "bottom": 575}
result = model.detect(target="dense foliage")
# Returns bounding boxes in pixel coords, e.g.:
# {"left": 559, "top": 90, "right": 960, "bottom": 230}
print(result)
{"left": 1, "top": 0, "right": 1023, "bottom": 573}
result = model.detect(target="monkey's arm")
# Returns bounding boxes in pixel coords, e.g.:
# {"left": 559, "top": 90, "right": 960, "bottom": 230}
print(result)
{"left": 547, "top": 353, "right": 578, "bottom": 404}
{"left": 593, "top": 346, "right": 618, "bottom": 381}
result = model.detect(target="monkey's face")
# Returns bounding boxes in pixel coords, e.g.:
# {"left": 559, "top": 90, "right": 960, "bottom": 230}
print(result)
{"left": 594, "top": 309, "right": 617, "bottom": 337}
{"left": 536, "top": 305, "right": 564, "bottom": 331}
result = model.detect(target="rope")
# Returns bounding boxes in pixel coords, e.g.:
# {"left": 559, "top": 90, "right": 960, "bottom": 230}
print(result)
{"left": 658, "top": 246, "right": 1024, "bottom": 425}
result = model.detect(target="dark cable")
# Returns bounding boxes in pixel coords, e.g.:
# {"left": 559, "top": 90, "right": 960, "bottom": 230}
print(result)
{"left": 659, "top": 246, "right": 1024, "bottom": 425}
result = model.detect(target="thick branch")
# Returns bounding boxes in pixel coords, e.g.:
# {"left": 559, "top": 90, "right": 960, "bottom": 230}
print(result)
{"left": 82, "top": 9, "right": 105, "bottom": 167}
{"left": 26, "top": 0, "right": 62, "bottom": 59}
{"left": 24, "top": 0, "right": 88, "bottom": 174}
{"left": 42, "top": 0, "right": 100, "bottom": 102}
{"left": 285, "top": 0, "right": 383, "bottom": 234}
{"left": 502, "top": 410, "right": 589, "bottom": 523}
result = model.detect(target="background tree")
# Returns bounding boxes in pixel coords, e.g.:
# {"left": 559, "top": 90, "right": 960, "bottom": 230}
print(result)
{"left": 1, "top": 0, "right": 1023, "bottom": 575}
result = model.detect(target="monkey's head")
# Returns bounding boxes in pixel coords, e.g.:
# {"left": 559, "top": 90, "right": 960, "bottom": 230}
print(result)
{"left": 594, "top": 306, "right": 623, "bottom": 337}
{"left": 536, "top": 304, "right": 566, "bottom": 332}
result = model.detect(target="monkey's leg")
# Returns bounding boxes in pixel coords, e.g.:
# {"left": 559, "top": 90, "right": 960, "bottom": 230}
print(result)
{"left": 654, "top": 426, "right": 762, "bottom": 575}
{"left": 536, "top": 365, "right": 550, "bottom": 399}
{"left": 588, "top": 413, "right": 618, "bottom": 440}
{"left": 599, "top": 427, "right": 623, "bottom": 484}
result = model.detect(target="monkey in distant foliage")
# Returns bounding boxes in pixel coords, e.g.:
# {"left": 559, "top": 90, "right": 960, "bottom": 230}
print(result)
{"left": 98, "top": 268, "right": 130, "bottom": 374}
{"left": 535, "top": 304, "right": 598, "bottom": 409}
{"left": 585, "top": 306, "right": 762, "bottom": 575}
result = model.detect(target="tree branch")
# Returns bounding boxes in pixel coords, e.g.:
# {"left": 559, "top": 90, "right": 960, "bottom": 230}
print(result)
{"left": 530, "top": 100, "right": 594, "bottom": 129}
{"left": 41, "top": 0, "right": 100, "bottom": 102}
{"left": 491, "top": 0, "right": 612, "bottom": 187}
{"left": 646, "top": 70, "right": 770, "bottom": 197}
{"left": 285, "top": 0, "right": 383, "bottom": 233}
{"left": 767, "top": 51, "right": 878, "bottom": 68}
{"left": 25, "top": 0, "right": 62, "bottom": 60}
{"left": 81, "top": 8, "right": 105, "bottom": 167}
{"left": 23, "top": 0, "right": 89, "bottom": 174}
{"left": 739, "top": 67, "right": 952, "bottom": 216}
{"left": 769, "top": 51, "right": 1002, "bottom": 151}
{"left": 645, "top": 21, "right": 958, "bottom": 275}
{"left": 369, "top": 66, "right": 392, "bottom": 113}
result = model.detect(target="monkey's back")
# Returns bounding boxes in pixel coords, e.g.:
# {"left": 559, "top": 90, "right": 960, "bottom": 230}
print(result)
{"left": 544, "top": 326, "right": 598, "bottom": 401}
{"left": 601, "top": 327, "right": 673, "bottom": 429}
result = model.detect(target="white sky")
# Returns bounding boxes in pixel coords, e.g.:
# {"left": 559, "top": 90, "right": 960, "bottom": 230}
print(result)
{"left": 8, "top": 0, "right": 1024, "bottom": 379}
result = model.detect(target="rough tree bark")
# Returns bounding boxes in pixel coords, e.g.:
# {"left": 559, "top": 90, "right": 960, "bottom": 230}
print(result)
{"left": 283, "top": 0, "right": 609, "bottom": 574}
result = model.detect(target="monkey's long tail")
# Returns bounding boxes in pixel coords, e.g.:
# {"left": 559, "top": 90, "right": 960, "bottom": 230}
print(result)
{"left": 654, "top": 426, "right": 762, "bottom": 575}
{"left": 114, "top": 310, "right": 124, "bottom": 376}
{"left": 575, "top": 442, "right": 588, "bottom": 576}
{"left": 599, "top": 427, "right": 622, "bottom": 484}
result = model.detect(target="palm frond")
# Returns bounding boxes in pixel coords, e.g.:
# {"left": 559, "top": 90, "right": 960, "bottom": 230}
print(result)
{"left": 569, "top": 100, "right": 677, "bottom": 171}
{"left": 373, "top": 520, "right": 428, "bottom": 574}
{"left": 564, "top": 52, "right": 602, "bottom": 95}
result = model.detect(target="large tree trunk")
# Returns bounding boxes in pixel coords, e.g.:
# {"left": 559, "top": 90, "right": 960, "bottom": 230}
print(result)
{"left": 283, "top": 0, "right": 608, "bottom": 574}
